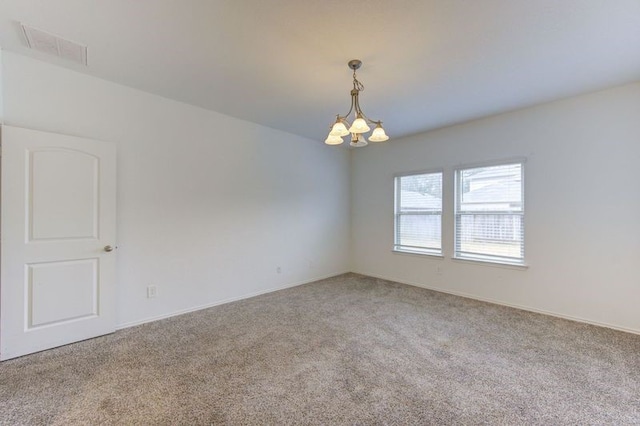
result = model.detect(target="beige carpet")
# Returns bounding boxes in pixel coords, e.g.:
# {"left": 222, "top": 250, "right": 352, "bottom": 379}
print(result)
{"left": 1, "top": 273, "right": 639, "bottom": 425}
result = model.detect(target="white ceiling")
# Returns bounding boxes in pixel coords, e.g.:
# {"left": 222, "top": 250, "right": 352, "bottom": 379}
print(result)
{"left": 1, "top": 0, "right": 639, "bottom": 141}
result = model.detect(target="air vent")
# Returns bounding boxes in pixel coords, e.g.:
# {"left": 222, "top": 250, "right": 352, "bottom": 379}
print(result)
{"left": 21, "top": 23, "right": 87, "bottom": 66}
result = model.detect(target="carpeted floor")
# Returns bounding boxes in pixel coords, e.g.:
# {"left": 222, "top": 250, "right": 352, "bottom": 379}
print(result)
{"left": 1, "top": 273, "right": 639, "bottom": 425}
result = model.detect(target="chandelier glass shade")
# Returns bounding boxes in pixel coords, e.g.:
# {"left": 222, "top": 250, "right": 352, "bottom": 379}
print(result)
{"left": 324, "top": 59, "right": 389, "bottom": 147}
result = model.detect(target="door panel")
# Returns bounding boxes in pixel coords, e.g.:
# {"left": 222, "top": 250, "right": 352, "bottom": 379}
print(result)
{"left": 30, "top": 149, "right": 99, "bottom": 240}
{"left": 28, "top": 259, "right": 98, "bottom": 328}
{"left": 1, "top": 125, "right": 116, "bottom": 360}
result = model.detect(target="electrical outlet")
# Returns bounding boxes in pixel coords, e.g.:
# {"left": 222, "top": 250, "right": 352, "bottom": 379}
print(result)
{"left": 436, "top": 266, "right": 443, "bottom": 275}
{"left": 147, "top": 285, "right": 157, "bottom": 299}
{"left": 276, "top": 266, "right": 282, "bottom": 274}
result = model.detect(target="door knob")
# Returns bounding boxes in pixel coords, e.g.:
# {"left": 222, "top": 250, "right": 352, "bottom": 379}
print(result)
{"left": 104, "top": 245, "right": 115, "bottom": 252}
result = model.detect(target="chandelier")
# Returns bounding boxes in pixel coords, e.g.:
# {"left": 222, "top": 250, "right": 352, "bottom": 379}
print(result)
{"left": 324, "top": 59, "right": 389, "bottom": 147}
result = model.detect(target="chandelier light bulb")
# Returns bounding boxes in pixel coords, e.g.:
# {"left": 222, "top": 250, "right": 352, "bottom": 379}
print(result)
{"left": 350, "top": 133, "right": 368, "bottom": 148}
{"left": 348, "top": 115, "right": 371, "bottom": 134}
{"left": 368, "top": 123, "right": 389, "bottom": 142}
{"left": 325, "top": 134, "right": 344, "bottom": 145}
{"left": 330, "top": 120, "right": 349, "bottom": 137}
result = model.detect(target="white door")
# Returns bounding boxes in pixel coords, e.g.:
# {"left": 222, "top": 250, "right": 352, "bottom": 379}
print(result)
{"left": 1, "top": 125, "right": 116, "bottom": 360}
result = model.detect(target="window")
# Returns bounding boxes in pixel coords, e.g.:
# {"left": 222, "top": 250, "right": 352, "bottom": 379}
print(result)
{"left": 394, "top": 171, "right": 443, "bottom": 255}
{"left": 455, "top": 162, "right": 524, "bottom": 265}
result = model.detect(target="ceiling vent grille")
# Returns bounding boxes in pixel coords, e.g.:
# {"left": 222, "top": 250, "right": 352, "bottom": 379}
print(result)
{"left": 21, "top": 23, "right": 87, "bottom": 66}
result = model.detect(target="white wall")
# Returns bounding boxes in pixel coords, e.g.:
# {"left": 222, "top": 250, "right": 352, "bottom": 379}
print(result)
{"left": 1, "top": 52, "right": 351, "bottom": 327}
{"left": 0, "top": 48, "right": 4, "bottom": 123}
{"left": 3, "top": 50, "right": 638, "bottom": 335}
{"left": 351, "top": 82, "right": 640, "bottom": 333}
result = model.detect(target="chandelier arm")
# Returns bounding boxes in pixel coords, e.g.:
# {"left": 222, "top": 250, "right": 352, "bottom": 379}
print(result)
{"left": 337, "top": 91, "right": 357, "bottom": 122}
{"left": 353, "top": 93, "right": 380, "bottom": 125}
{"left": 353, "top": 92, "right": 363, "bottom": 116}
{"left": 360, "top": 113, "right": 382, "bottom": 125}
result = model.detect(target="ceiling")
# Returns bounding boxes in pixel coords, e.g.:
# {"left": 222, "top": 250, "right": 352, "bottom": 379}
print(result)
{"left": 1, "top": 0, "right": 639, "bottom": 141}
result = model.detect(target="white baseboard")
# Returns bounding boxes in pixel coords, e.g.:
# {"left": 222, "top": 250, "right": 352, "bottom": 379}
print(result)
{"left": 116, "top": 270, "right": 350, "bottom": 330}
{"left": 117, "top": 269, "right": 639, "bottom": 336}
{"left": 353, "top": 270, "right": 640, "bottom": 336}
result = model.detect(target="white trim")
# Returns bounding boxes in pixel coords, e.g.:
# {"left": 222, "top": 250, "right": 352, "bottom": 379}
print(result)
{"left": 353, "top": 271, "right": 640, "bottom": 336}
{"left": 116, "top": 270, "right": 350, "bottom": 330}
{"left": 452, "top": 156, "right": 528, "bottom": 170}
{"left": 394, "top": 167, "right": 444, "bottom": 178}
{"left": 392, "top": 249, "right": 444, "bottom": 258}
{"left": 117, "top": 268, "right": 639, "bottom": 337}
{"left": 451, "top": 257, "right": 528, "bottom": 270}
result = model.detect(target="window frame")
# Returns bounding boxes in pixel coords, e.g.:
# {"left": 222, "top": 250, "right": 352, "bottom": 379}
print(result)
{"left": 454, "top": 159, "right": 526, "bottom": 266}
{"left": 393, "top": 169, "right": 444, "bottom": 257}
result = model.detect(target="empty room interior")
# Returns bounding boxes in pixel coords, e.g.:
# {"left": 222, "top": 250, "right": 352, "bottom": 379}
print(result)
{"left": 0, "top": 1, "right": 639, "bottom": 424}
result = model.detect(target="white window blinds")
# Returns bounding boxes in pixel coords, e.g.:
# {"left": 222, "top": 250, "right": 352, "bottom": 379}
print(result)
{"left": 395, "top": 172, "right": 443, "bottom": 255}
{"left": 455, "top": 162, "right": 524, "bottom": 264}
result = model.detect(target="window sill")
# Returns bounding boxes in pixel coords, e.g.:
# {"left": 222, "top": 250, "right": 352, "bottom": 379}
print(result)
{"left": 452, "top": 257, "right": 529, "bottom": 270}
{"left": 392, "top": 249, "right": 444, "bottom": 259}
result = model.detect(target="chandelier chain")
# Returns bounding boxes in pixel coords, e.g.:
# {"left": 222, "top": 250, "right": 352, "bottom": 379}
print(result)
{"left": 353, "top": 70, "right": 364, "bottom": 92}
